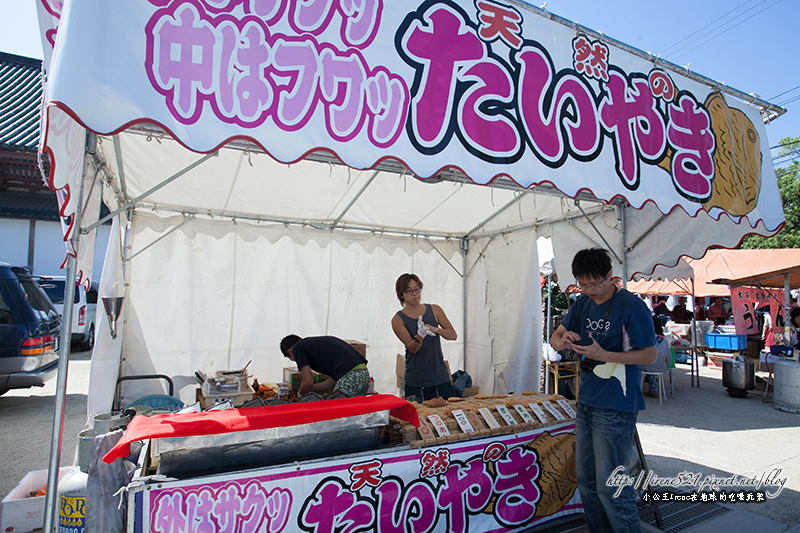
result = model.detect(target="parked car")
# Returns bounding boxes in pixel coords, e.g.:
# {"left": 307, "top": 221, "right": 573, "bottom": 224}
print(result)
{"left": 0, "top": 263, "right": 61, "bottom": 396}
{"left": 37, "top": 276, "right": 99, "bottom": 352}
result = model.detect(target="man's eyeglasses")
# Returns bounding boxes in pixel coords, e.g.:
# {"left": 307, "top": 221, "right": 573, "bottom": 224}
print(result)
{"left": 577, "top": 278, "right": 606, "bottom": 291}
{"left": 404, "top": 287, "right": 422, "bottom": 295}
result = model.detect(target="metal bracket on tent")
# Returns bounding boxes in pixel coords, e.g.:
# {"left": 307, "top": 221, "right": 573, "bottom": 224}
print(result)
{"left": 112, "top": 134, "right": 130, "bottom": 205}
{"left": 83, "top": 151, "right": 219, "bottom": 233}
{"left": 124, "top": 214, "right": 196, "bottom": 262}
{"left": 330, "top": 169, "right": 379, "bottom": 230}
{"left": 465, "top": 236, "right": 496, "bottom": 279}
{"left": 424, "top": 236, "right": 464, "bottom": 277}
{"left": 571, "top": 200, "right": 622, "bottom": 265}
{"left": 626, "top": 213, "right": 667, "bottom": 253}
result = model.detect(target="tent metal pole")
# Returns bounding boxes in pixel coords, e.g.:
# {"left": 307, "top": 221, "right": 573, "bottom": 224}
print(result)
{"left": 462, "top": 237, "right": 468, "bottom": 377}
{"left": 545, "top": 273, "right": 552, "bottom": 394}
{"left": 783, "top": 274, "right": 791, "bottom": 345}
{"left": 691, "top": 278, "right": 699, "bottom": 387}
{"left": 43, "top": 132, "right": 93, "bottom": 533}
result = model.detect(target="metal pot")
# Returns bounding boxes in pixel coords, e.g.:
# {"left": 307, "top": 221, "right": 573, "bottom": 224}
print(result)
{"left": 722, "top": 357, "right": 754, "bottom": 391}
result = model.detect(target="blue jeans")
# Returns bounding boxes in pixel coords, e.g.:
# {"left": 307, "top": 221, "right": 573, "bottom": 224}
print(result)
{"left": 576, "top": 403, "right": 641, "bottom": 533}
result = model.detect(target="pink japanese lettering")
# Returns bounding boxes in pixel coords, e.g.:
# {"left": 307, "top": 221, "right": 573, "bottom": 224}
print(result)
{"left": 402, "top": 4, "right": 485, "bottom": 151}
{"left": 492, "top": 447, "right": 542, "bottom": 526}
{"left": 149, "top": 3, "right": 217, "bottom": 123}
{"left": 248, "top": 0, "right": 285, "bottom": 23}
{"left": 146, "top": 1, "right": 405, "bottom": 143}
{"left": 517, "top": 44, "right": 600, "bottom": 164}
{"left": 320, "top": 47, "right": 367, "bottom": 139}
{"left": 476, "top": 0, "right": 523, "bottom": 49}
{"left": 265, "top": 487, "right": 292, "bottom": 533}
{"left": 573, "top": 35, "right": 609, "bottom": 83}
{"left": 436, "top": 458, "right": 494, "bottom": 533}
{"left": 599, "top": 70, "right": 667, "bottom": 188}
{"left": 667, "top": 93, "right": 715, "bottom": 199}
{"left": 289, "top": 0, "right": 381, "bottom": 48}
{"left": 364, "top": 69, "right": 408, "bottom": 147}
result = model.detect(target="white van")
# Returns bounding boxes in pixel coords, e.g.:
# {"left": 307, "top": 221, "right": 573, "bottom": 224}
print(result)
{"left": 36, "top": 276, "right": 100, "bottom": 351}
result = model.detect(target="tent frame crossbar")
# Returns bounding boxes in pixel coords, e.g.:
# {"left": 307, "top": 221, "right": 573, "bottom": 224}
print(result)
{"left": 331, "top": 169, "right": 380, "bottom": 230}
{"left": 568, "top": 200, "right": 622, "bottom": 265}
{"left": 125, "top": 213, "right": 196, "bottom": 262}
{"left": 424, "top": 236, "right": 464, "bottom": 278}
{"left": 84, "top": 151, "right": 219, "bottom": 233}
{"left": 132, "top": 202, "right": 464, "bottom": 241}
{"left": 626, "top": 213, "right": 667, "bottom": 253}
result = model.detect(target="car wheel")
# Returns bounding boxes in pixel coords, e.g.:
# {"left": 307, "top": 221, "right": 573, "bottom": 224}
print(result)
{"left": 81, "top": 325, "right": 95, "bottom": 352}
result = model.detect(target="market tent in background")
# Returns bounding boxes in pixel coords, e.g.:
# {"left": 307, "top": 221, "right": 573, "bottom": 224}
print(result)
{"left": 629, "top": 249, "right": 800, "bottom": 297}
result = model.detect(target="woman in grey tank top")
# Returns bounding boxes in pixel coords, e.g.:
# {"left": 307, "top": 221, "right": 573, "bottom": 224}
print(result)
{"left": 391, "top": 273, "right": 458, "bottom": 402}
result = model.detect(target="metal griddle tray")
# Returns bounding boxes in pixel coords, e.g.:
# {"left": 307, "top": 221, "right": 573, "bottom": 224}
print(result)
{"left": 152, "top": 409, "right": 389, "bottom": 478}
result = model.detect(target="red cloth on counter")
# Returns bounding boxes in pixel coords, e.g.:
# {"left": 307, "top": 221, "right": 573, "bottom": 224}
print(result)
{"left": 103, "top": 394, "right": 419, "bottom": 463}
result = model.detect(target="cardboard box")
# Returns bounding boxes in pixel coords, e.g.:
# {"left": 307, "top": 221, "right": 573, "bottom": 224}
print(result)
{"left": 0, "top": 467, "right": 71, "bottom": 533}
{"left": 395, "top": 354, "right": 453, "bottom": 390}
{"left": 345, "top": 340, "right": 367, "bottom": 359}
{"left": 463, "top": 386, "right": 480, "bottom": 397}
{"left": 283, "top": 367, "right": 331, "bottom": 392}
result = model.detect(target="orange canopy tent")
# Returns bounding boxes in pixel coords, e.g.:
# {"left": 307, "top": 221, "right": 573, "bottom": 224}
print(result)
{"left": 629, "top": 249, "right": 800, "bottom": 297}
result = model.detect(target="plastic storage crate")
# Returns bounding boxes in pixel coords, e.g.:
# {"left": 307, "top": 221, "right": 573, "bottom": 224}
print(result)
{"left": 705, "top": 333, "right": 747, "bottom": 351}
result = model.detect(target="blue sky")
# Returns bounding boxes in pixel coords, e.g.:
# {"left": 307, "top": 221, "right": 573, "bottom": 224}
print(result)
{"left": 2, "top": 0, "right": 797, "bottom": 157}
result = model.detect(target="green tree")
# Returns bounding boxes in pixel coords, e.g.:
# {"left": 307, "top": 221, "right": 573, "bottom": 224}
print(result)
{"left": 740, "top": 135, "right": 800, "bottom": 249}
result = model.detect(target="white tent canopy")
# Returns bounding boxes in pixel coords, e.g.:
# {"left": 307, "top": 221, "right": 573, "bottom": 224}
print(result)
{"left": 38, "top": 0, "right": 786, "bottom": 438}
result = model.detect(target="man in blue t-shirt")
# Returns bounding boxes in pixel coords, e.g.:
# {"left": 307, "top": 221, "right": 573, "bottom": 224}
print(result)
{"left": 280, "top": 335, "right": 369, "bottom": 398}
{"left": 551, "top": 248, "right": 656, "bottom": 533}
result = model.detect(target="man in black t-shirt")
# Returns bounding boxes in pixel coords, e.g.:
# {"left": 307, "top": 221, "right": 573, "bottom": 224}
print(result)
{"left": 280, "top": 335, "right": 369, "bottom": 397}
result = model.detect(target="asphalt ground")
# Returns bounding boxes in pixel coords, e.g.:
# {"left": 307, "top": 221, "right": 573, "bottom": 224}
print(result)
{"left": 2, "top": 352, "right": 799, "bottom": 532}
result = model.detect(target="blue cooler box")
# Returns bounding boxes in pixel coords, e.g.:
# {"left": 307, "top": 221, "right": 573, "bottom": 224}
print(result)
{"left": 705, "top": 333, "right": 747, "bottom": 351}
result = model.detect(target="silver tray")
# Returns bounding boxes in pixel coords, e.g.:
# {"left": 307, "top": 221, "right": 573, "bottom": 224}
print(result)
{"left": 153, "top": 410, "right": 389, "bottom": 478}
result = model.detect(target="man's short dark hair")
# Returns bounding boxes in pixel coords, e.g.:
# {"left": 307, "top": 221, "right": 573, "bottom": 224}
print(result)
{"left": 280, "top": 334, "right": 302, "bottom": 357}
{"left": 572, "top": 248, "right": 612, "bottom": 281}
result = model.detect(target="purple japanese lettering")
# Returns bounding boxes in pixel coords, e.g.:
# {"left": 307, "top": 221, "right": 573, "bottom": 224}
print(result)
{"left": 517, "top": 44, "right": 600, "bottom": 164}
{"left": 458, "top": 58, "right": 522, "bottom": 158}
{"left": 375, "top": 478, "right": 438, "bottom": 533}
{"left": 493, "top": 447, "right": 542, "bottom": 526}
{"left": 599, "top": 70, "right": 666, "bottom": 188}
{"left": 402, "top": 4, "right": 485, "bottom": 151}
{"left": 436, "top": 458, "right": 494, "bottom": 533}
{"left": 667, "top": 93, "right": 715, "bottom": 199}
{"left": 300, "top": 479, "right": 374, "bottom": 533}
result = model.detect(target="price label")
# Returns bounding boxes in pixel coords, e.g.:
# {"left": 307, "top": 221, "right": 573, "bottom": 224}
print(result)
{"left": 417, "top": 419, "right": 436, "bottom": 440}
{"left": 512, "top": 404, "right": 536, "bottom": 424}
{"left": 465, "top": 410, "right": 484, "bottom": 431}
{"left": 479, "top": 408, "right": 501, "bottom": 429}
{"left": 451, "top": 409, "right": 475, "bottom": 433}
{"left": 557, "top": 399, "right": 577, "bottom": 419}
{"left": 527, "top": 403, "right": 549, "bottom": 424}
{"left": 543, "top": 401, "right": 566, "bottom": 421}
{"left": 427, "top": 414, "right": 451, "bottom": 437}
{"left": 495, "top": 405, "right": 518, "bottom": 426}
